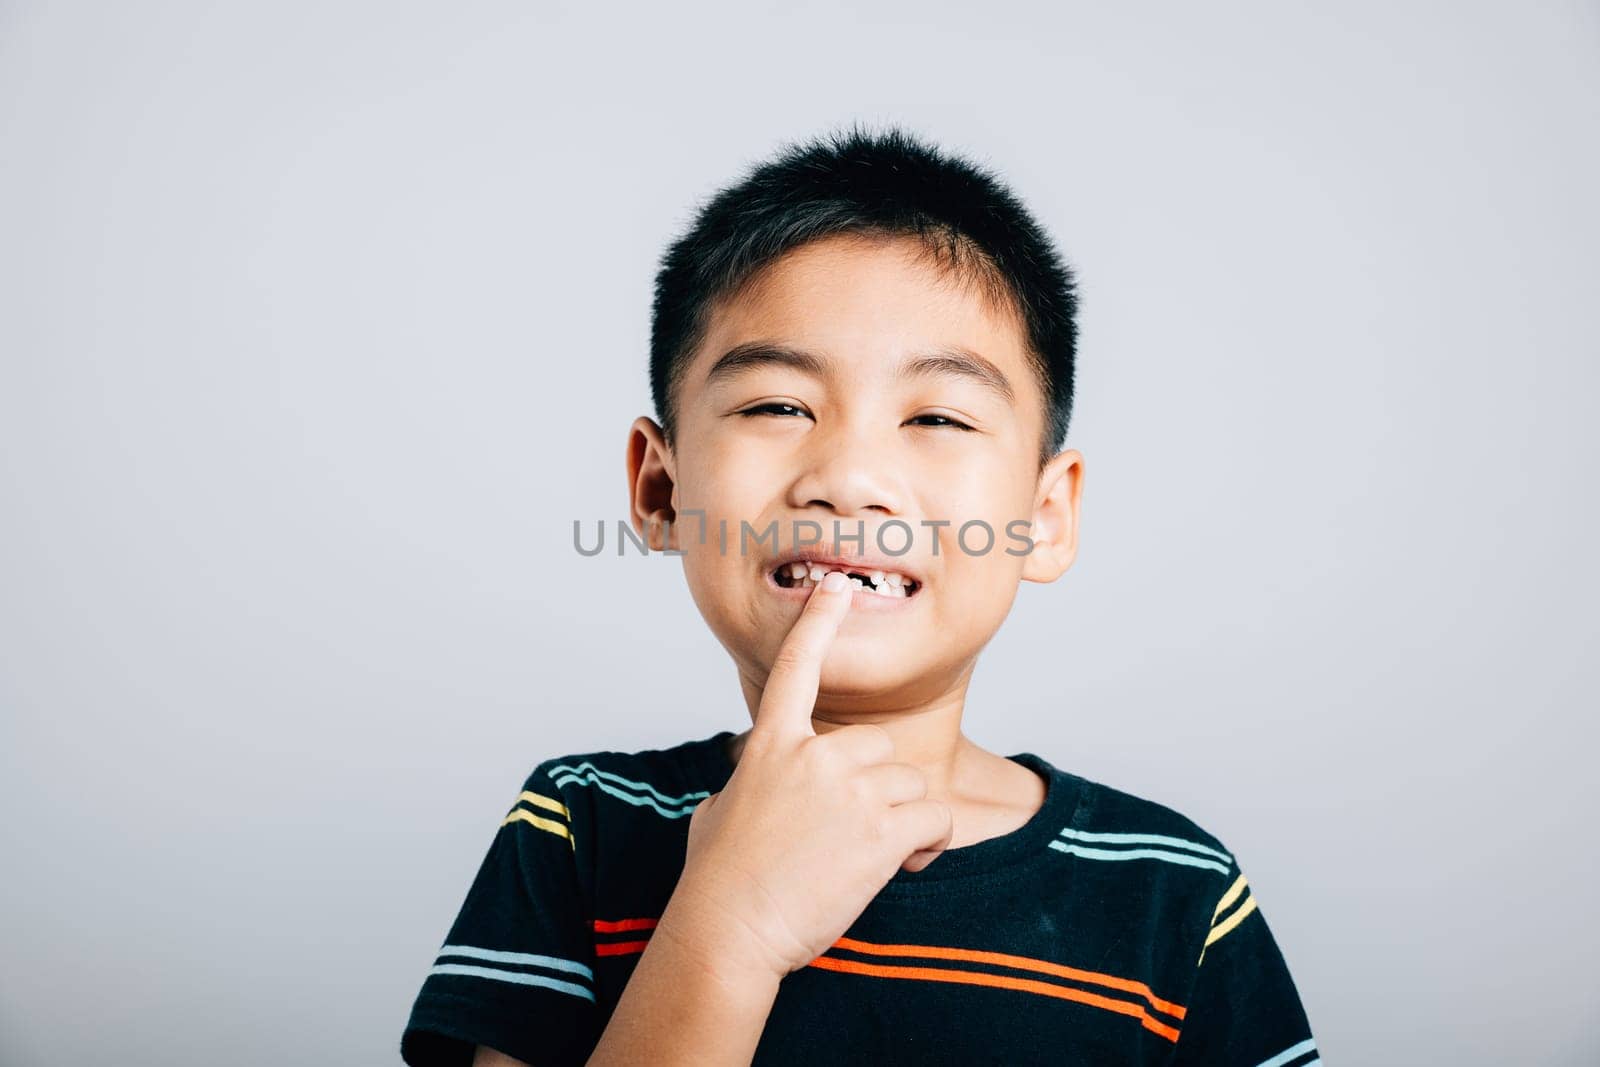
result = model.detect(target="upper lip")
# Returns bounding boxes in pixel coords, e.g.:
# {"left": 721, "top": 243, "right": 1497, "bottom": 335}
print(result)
{"left": 766, "top": 548, "right": 924, "bottom": 587}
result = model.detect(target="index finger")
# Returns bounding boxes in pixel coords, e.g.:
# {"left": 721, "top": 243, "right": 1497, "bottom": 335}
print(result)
{"left": 751, "top": 569, "right": 854, "bottom": 740}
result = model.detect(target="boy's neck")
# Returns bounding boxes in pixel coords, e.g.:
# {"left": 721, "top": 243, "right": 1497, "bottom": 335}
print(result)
{"left": 721, "top": 701, "right": 1047, "bottom": 850}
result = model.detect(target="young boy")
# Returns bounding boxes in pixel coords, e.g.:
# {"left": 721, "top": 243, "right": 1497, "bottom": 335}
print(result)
{"left": 399, "top": 124, "right": 1319, "bottom": 1066}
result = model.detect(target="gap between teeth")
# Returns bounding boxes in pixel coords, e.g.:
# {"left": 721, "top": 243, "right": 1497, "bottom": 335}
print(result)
{"left": 778, "top": 563, "right": 912, "bottom": 597}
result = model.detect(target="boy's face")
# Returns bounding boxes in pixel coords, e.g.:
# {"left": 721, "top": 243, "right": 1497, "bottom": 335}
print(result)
{"left": 629, "top": 234, "right": 1082, "bottom": 710}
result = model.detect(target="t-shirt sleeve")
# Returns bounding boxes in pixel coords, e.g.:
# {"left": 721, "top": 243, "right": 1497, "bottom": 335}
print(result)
{"left": 1167, "top": 849, "right": 1321, "bottom": 1067}
{"left": 401, "top": 760, "right": 601, "bottom": 1067}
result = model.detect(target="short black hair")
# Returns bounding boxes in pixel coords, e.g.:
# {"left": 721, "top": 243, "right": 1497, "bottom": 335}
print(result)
{"left": 649, "top": 121, "right": 1079, "bottom": 467}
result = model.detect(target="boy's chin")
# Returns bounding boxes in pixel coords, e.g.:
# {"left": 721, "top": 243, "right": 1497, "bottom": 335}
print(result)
{"left": 810, "top": 651, "right": 928, "bottom": 694}
{"left": 759, "top": 617, "right": 921, "bottom": 658}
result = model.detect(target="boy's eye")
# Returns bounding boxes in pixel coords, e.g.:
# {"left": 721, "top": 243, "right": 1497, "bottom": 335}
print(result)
{"left": 739, "top": 402, "right": 810, "bottom": 419}
{"left": 736, "top": 405, "right": 974, "bottom": 431}
{"left": 906, "top": 414, "right": 976, "bottom": 431}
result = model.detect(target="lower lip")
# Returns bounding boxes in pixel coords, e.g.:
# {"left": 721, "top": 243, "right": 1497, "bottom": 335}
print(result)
{"left": 764, "top": 571, "right": 921, "bottom": 611}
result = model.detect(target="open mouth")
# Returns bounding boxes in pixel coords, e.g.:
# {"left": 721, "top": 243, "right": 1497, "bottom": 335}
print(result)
{"left": 770, "top": 560, "right": 921, "bottom": 599}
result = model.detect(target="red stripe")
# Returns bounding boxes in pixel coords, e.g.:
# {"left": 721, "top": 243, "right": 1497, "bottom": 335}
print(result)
{"left": 595, "top": 939, "right": 652, "bottom": 956}
{"left": 593, "top": 917, "right": 659, "bottom": 933}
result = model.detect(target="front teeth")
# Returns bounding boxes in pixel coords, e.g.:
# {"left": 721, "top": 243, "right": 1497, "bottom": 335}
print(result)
{"left": 777, "top": 562, "right": 912, "bottom": 597}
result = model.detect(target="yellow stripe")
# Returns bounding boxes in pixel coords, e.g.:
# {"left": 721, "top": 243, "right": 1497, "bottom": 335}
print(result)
{"left": 501, "top": 807, "right": 578, "bottom": 850}
{"left": 501, "top": 790, "right": 575, "bottom": 852}
{"left": 1211, "top": 873, "right": 1248, "bottom": 921}
{"left": 1196, "top": 873, "right": 1253, "bottom": 966}
{"left": 510, "top": 789, "right": 570, "bottom": 819}
{"left": 1205, "top": 894, "right": 1257, "bottom": 947}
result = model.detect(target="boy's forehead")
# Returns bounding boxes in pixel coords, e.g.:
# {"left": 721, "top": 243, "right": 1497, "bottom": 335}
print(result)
{"left": 693, "top": 236, "right": 1034, "bottom": 390}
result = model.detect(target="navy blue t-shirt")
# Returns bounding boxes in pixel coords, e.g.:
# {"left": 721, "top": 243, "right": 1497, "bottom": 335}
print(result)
{"left": 401, "top": 730, "right": 1320, "bottom": 1065}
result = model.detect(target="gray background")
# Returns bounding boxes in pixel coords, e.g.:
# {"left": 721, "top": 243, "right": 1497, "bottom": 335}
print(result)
{"left": 2, "top": 2, "right": 1596, "bottom": 1064}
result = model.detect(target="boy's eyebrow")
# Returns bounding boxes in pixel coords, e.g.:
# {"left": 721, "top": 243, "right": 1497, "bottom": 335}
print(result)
{"left": 704, "top": 342, "right": 1014, "bottom": 404}
{"left": 902, "top": 347, "right": 1015, "bottom": 405}
{"left": 704, "top": 342, "right": 828, "bottom": 386}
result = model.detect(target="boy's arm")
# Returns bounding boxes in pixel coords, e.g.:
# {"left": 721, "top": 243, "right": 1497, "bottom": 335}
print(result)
{"left": 1168, "top": 859, "right": 1320, "bottom": 1066}
{"left": 400, "top": 761, "right": 604, "bottom": 1067}
{"left": 470, "top": 885, "right": 784, "bottom": 1067}
{"left": 582, "top": 886, "right": 784, "bottom": 1066}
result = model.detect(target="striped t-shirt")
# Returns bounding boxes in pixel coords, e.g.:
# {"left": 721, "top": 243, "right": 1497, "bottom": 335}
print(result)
{"left": 400, "top": 730, "right": 1319, "bottom": 1066}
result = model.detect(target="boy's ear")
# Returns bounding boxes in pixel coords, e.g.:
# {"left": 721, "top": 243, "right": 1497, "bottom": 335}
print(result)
{"left": 627, "top": 416, "right": 679, "bottom": 551}
{"left": 1021, "top": 448, "right": 1084, "bottom": 584}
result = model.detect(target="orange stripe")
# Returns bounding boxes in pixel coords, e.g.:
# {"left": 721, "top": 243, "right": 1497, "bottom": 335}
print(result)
{"left": 828, "top": 935, "right": 1185, "bottom": 1021}
{"left": 808, "top": 955, "right": 1181, "bottom": 1042}
{"left": 585, "top": 919, "right": 1185, "bottom": 1044}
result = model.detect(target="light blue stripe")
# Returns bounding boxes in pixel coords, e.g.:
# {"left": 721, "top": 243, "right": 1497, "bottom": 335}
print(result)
{"left": 1253, "top": 1037, "right": 1318, "bottom": 1067}
{"left": 1056, "top": 826, "right": 1233, "bottom": 864}
{"left": 549, "top": 762, "right": 709, "bottom": 819}
{"left": 437, "top": 943, "right": 594, "bottom": 981}
{"left": 547, "top": 761, "right": 709, "bottom": 805}
{"left": 1048, "top": 840, "right": 1231, "bottom": 875}
{"left": 429, "top": 963, "right": 596, "bottom": 1003}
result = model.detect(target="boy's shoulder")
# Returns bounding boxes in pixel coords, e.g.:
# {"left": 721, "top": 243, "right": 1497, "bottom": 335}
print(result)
{"left": 518, "top": 730, "right": 731, "bottom": 826}
{"left": 1046, "top": 760, "right": 1252, "bottom": 964}
{"left": 1044, "top": 756, "right": 1242, "bottom": 886}
{"left": 1060, "top": 761, "right": 1234, "bottom": 857}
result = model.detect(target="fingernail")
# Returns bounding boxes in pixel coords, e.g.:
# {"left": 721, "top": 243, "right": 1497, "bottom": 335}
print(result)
{"left": 821, "top": 570, "right": 848, "bottom": 593}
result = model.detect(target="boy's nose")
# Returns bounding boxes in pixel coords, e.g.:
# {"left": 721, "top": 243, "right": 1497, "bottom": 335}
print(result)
{"left": 786, "top": 432, "right": 904, "bottom": 518}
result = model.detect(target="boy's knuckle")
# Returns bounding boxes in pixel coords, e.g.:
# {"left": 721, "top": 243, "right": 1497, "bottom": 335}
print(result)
{"left": 800, "top": 738, "right": 840, "bottom": 774}
{"left": 860, "top": 723, "right": 896, "bottom": 760}
{"left": 843, "top": 771, "right": 874, "bottom": 806}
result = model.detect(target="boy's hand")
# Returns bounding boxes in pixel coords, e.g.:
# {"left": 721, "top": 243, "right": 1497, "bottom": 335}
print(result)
{"left": 665, "top": 570, "right": 954, "bottom": 984}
